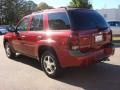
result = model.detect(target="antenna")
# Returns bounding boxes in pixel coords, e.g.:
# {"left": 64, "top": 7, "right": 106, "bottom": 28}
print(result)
{"left": 32, "top": 10, "right": 43, "bottom": 14}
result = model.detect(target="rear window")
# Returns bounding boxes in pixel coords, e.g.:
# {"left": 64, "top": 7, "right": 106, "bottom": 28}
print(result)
{"left": 68, "top": 9, "right": 108, "bottom": 30}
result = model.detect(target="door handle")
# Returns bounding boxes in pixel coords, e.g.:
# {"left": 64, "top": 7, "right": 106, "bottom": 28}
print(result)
{"left": 37, "top": 36, "right": 44, "bottom": 40}
{"left": 21, "top": 36, "right": 26, "bottom": 38}
{"left": 21, "top": 35, "right": 26, "bottom": 40}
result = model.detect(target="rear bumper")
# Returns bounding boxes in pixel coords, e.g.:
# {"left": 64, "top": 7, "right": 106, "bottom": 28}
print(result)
{"left": 57, "top": 43, "right": 115, "bottom": 68}
{"left": 69, "top": 43, "right": 114, "bottom": 56}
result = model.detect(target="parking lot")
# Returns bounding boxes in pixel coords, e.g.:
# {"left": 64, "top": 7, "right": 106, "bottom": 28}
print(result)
{"left": 0, "top": 35, "right": 120, "bottom": 90}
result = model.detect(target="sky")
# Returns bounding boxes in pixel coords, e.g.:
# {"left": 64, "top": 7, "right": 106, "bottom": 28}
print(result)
{"left": 32, "top": 0, "right": 120, "bottom": 9}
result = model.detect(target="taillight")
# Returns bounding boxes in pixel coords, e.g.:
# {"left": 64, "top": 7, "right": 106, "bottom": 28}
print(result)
{"left": 109, "top": 30, "right": 112, "bottom": 41}
{"left": 107, "top": 29, "right": 112, "bottom": 41}
{"left": 104, "top": 29, "right": 112, "bottom": 42}
{"left": 68, "top": 32, "right": 79, "bottom": 50}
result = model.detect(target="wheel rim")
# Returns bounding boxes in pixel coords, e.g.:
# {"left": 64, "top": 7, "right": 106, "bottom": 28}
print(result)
{"left": 43, "top": 55, "right": 56, "bottom": 75}
{"left": 5, "top": 44, "right": 11, "bottom": 57}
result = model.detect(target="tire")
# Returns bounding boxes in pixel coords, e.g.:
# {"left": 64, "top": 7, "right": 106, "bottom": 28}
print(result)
{"left": 41, "top": 51, "right": 61, "bottom": 78}
{"left": 5, "top": 42, "right": 16, "bottom": 59}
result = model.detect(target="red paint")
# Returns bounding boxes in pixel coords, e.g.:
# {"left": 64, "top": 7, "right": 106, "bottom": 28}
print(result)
{"left": 43, "top": 13, "right": 48, "bottom": 31}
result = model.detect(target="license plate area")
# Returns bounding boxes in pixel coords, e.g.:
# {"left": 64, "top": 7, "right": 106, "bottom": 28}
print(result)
{"left": 95, "top": 35, "right": 103, "bottom": 43}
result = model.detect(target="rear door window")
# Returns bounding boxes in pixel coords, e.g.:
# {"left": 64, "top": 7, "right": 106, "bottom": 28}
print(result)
{"left": 30, "top": 14, "right": 43, "bottom": 31}
{"left": 48, "top": 12, "right": 70, "bottom": 30}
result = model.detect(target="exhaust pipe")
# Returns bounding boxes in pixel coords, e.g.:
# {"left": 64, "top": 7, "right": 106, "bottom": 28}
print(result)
{"left": 97, "top": 57, "right": 110, "bottom": 63}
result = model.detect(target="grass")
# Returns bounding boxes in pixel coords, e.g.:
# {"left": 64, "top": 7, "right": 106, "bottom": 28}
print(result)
{"left": 112, "top": 36, "right": 120, "bottom": 47}
{"left": 112, "top": 36, "right": 120, "bottom": 41}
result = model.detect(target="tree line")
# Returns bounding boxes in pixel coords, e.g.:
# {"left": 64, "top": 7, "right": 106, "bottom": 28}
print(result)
{"left": 0, "top": 0, "right": 92, "bottom": 25}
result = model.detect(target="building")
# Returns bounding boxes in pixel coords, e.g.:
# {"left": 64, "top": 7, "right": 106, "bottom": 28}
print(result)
{"left": 97, "top": 6, "right": 120, "bottom": 21}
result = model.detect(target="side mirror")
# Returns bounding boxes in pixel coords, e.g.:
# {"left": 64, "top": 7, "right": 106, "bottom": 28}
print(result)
{"left": 8, "top": 25, "right": 16, "bottom": 32}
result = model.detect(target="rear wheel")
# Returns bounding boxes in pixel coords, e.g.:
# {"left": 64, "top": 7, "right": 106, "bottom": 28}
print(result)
{"left": 5, "top": 42, "right": 16, "bottom": 59}
{"left": 41, "top": 51, "right": 61, "bottom": 78}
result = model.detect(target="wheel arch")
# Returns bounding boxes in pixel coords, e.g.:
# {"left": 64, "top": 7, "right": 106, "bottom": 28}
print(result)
{"left": 3, "top": 39, "right": 9, "bottom": 47}
{"left": 3, "top": 39, "right": 16, "bottom": 53}
{"left": 38, "top": 45, "right": 58, "bottom": 62}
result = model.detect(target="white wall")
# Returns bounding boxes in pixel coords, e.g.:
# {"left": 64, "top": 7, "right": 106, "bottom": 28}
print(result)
{"left": 97, "top": 9, "right": 120, "bottom": 21}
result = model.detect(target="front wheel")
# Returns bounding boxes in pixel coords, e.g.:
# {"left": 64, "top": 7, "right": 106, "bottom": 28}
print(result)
{"left": 5, "top": 42, "right": 16, "bottom": 59}
{"left": 41, "top": 51, "right": 61, "bottom": 78}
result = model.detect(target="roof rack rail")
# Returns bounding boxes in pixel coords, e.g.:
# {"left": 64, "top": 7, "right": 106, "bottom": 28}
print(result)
{"left": 58, "top": 7, "right": 68, "bottom": 10}
{"left": 32, "top": 10, "right": 43, "bottom": 14}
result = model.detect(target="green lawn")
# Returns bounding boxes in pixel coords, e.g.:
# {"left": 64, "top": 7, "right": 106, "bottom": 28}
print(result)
{"left": 113, "top": 36, "right": 120, "bottom": 41}
{"left": 112, "top": 36, "right": 120, "bottom": 47}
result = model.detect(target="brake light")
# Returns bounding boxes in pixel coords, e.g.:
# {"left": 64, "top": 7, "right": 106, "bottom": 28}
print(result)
{"left": 68, "top": 32, "right": 79, "bottom": 50}
{"left": 109, "top": 30, "right": 112, "bottom": 41}
{"left": 103, "top": 28, "right": 112, "bottom": 42}
{"left": 105, "top": 29, "right": 112, "bottom": 41}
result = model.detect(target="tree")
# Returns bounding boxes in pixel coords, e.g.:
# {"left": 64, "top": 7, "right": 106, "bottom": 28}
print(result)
{"left": 24, "top": 0, "right": 37, "bottom": 15}
{"left": 37, "top": 2, "right": 53, "bottom": 11}
{"left": 0, "top": 0, "right": 37, "bottom": 25}
{"left": 0, "top": 0, "right": 8, "bottom": 24}
{"left": 69, "top": 0, "right": 92, "bottom": 9}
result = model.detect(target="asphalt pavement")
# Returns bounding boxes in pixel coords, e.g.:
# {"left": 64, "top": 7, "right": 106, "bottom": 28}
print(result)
{"left": 0, "top": 35, "right": 120, "bottom": 90}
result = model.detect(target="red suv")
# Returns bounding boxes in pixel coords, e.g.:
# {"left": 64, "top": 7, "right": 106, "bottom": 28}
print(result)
{"left": 4, "top": 8, "right": 114, "bottom": 78}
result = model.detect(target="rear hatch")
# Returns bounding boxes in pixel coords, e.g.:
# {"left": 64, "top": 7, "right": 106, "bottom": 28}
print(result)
{"left": 77, "top": 29, "right": 111, "bottom": 53}
{"left": 68, "top": 9, "right": 112, "bottom": 53}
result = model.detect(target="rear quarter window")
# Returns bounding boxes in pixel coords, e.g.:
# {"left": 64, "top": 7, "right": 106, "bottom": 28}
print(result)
{"left": 48, "top": 12, "right": 70, "bottom": 30}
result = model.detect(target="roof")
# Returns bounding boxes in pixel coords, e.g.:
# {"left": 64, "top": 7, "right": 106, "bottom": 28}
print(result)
{"left": 32, "top": 7, "right": 92, "bottom": 15}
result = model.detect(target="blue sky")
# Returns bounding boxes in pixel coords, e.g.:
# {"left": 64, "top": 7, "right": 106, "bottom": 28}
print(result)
{"left": 32, "top": 0, "right": 120, "bottom": 9}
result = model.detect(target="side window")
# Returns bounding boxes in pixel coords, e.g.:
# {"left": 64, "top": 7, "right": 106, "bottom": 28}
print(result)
{"left": 48, "top": 12, "right": 70, "bottom": 30}
{"left": 17, "top": 18, "right": 29, "bottom": 32}
{"left": 30, "top": 14, "right": 43, "bottom": 31}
